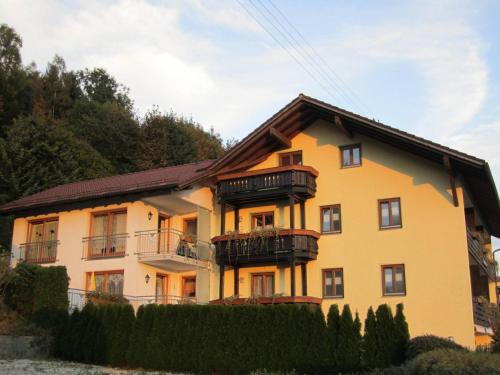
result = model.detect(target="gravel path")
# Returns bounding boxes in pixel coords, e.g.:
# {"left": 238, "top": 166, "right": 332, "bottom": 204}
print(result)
{"left": 0, "top": 359, "right": 180, "bottom": 375}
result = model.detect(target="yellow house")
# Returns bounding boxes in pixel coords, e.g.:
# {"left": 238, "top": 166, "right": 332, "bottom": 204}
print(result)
{"left": 2, "top": 94, "right": 499, "bottom": 349}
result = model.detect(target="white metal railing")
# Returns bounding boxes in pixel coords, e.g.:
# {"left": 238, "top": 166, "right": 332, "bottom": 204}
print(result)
{"left": 68, "top": 288, "right": 197, "bottom": 311}
{"left": 134, "top": 228, "right": 212, "bottom": 262}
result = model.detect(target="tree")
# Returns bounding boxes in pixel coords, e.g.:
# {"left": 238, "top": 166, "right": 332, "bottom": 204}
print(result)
{"left": 326, "top": 304, "right": 340, "bottom": 368}
{"left": 375, "top": 304, "right": 396, "bottom": 368}
{"left": 393, "top": 303, "right": 410, "bottom": 364}
{"left": 362, "top": 306, "right": 378, "bottom": 369}
{"left": 336, "top": 305, "right": 361, "bottom": 373}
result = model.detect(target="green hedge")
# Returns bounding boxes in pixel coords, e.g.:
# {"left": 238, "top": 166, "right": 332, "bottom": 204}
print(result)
{"left": 406, "top": 335, "right": 466, "bottom": 361}
{"left": 32, "top": 266, "right": 69, "bottom": 329}
{"left": 4, "top": 262, "right": 40, "bottom": 317}
{"left": 58, "top": 303, "right": 328, "bottom": 374}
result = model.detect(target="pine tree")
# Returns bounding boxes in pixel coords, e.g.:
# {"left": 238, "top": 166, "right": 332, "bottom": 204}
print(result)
{"left": 375, "top": 304, "right": 396, "bottom": 368}
{"left": 336, "top": 305, "right": 361, "bottom": 373}
{"left": 362, "top": 306, "right": 379, "bottom": 369}
{"left": 393, "top": 303, "right": 410, "bottom": 364}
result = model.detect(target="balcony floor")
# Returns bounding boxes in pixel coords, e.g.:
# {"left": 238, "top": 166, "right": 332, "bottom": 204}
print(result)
{"left": 138, "top": 253, "right": 210, "bottom": 272}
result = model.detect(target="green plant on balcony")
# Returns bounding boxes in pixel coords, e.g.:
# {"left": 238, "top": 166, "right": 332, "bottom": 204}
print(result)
{"left": 247, "top": 226, "right": 282, "bottom": 258}
{"left": 86, "top": 291, "right": 128, "bottom": 305}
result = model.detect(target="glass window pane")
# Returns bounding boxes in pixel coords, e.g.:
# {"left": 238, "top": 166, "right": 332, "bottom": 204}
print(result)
{"left": 112, "top": 212, "right": 126, "bottom": 234}
{"left": 292, "top": 153, "right": 302, "bottom": 165}
{"left": 280, "top": 155, "right": 291, "bottom": 166}
{"left": 92, "top": 215, "right": 108, "bottom": 236}
{"left": 30, "top": 223, "right": 44, "bottom": 242}
{"left": 381, "top": 203, "right": 390, "bottom": 227}
{"left": 252, "top": 275, "right": 263, "bottom": 297}
{"left": 324, "top": 271, "right": 333, "bottom": 296}
{"left": 322, "top": 209, "right": 331, "bottom": 232}
{"left": 332, "top": 207, "right": 341, "bottom": 232}
{"left": 352, "top": 147, "right": 361, "bottom": 165}
{"left": 183, "top": 277, "right": 196, "bottom": 297}
{"left": 254, "top": 216, "right": 263, "bottom": 228}
{"left": 395, "top": 267, "right": 404, "bottom": 293}
{"left": 342, "top": 149, "right": 351, "bottom": 166}
{"left": 334, "top": 270, "right": 343, "bottom": 296}
{"left": 391, "top": 201, "right": 401, "bottom": 225}
{"left": 264, "top": 275, "right": 274, "bottom": 297}
{"left": 264, "top": 214, "right": 274, "bottom": 227}
{"left": 95, "top": 274, "right": 105, "bottom": 293}
{"left": 44, "top": 221, "right": 58, "bottom": 241}
{"left": 384, "top": 268, "right": 393, "bottom": 293}
{"left": 108, "top": 273, "right": 124, "bottom": 295}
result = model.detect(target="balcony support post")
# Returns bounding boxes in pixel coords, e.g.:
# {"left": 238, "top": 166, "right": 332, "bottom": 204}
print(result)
{"left": 300, "top": 199, "right": 305, "bottom": 229}
{"left": 301, "top": 263, "right": 307, "bottom": 296}
{"left": 234, "top": 266, "right": 239, "bottom": 296}
{"left": 289, "top": 194, "right": 296, "bottom": 296}
{"left": 220, "top": 200, "right": 226, "bottom": 235}
{"left": 219, "top": 261, "right": 225, "bottom": 300}
{"left": 289, "top": 194, "right": 295, "bottom": 230}
{"left": 234, "top": 206, "right": 239, "bottom": 232}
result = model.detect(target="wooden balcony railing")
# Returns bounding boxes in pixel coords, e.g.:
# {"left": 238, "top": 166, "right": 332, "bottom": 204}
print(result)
{"left": 82, "top": 233, "right": 128, "bottom": 259}
{"left": 135, "top": 228, "right": 211, "bottom": 262}
{"left": 467, "top": 228, "right": 496, "bottom": 280}
{"left": 18, "top": 240, "right": 58, "bottom": 263}
{"left": 212, "top": 229, "right": 319, "bottom": 266}
{"left": 217, "top": 166, "right": 318, "bottom": 204}
{"left": 472, "top": 297, "right": 497, "bottom": 328}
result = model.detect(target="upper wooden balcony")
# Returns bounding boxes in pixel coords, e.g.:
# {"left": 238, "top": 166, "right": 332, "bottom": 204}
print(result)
{"left": 216, "top": 165, "right": 318, "bottom": 205}
{"left": 212, "top": 228, "right": 319, "bottom": 267}
{"left": 467, "top": 228, "right": 496, "bottom": 280}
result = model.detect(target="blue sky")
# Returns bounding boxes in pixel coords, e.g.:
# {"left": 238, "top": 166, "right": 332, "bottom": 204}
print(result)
{"left": 1, "top": 0, "right": 499, "bottom": 247}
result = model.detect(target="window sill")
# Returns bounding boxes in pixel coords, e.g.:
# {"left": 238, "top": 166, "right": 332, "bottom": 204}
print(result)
{"left": 341, "top": 164, "right": 361, "bottom": 169}
{"left": 320, "top": 231, "right": 342, "bottom": 235}
{"left": 86, "top": 253, "right": 126, "bottom": 260}
{"left": 323, "top": 295, "right": 344, "bottom": 299}
{"left": 382, "top": 293, "right": 406, "bottom": 297}
{"left": 379, "top": 225, "right": 402, "bottom": 231}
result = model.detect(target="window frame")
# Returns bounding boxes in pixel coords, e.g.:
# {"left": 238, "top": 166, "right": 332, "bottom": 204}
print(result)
{"left": 90, "top": 209, "right": 128, "bottom": 237}
{"left": 378, "top": 198, "right": 402, "bottom": 229}
{"left": 26, "top": 217, "right": 59, "bottom": 243}
{"left": 251, "top": 272, "right": 275, "bottom": 297}
{"left": 86, "top": 270, "right": 124, "bottom": 295}
{"left": 251, "top": 211, "right": 275, "bottom": 229}
{"left": 88, "top": 209, "right": 127, "bottom": 258}
{"left": 320, "top": 205, "right": 342, "bottom": 234}
{"left": 381, "top": 264, "right": 406, "bottom": 296}
{"left": 322, "top": 268, "right": 344, "bottom": 298}
{"left": 278, "top": 150, "right": 303, "bottom": 166}
{"left": 182, "top": 275, "right": 197, "bottom": 298}
{"left": 340, "top": 143, "right": 362, "bottom": 168}
{"left": 183, "top": 217, "right": 198, "bottom": 243}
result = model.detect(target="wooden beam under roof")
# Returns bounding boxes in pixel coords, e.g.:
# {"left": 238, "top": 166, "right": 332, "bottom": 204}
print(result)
{"left": 443, "top": 155, "right": 459, "bottom": 207}
{"left": 269, "top": 127, "right": 291, "bottom": 148}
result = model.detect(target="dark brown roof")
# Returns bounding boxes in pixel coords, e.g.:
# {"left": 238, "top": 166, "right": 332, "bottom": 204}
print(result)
{"left": 203, "top": 94, "right": 500, "bottom": 236}
{"left": 0, "top": 160, "right": 214, "bottom": 215}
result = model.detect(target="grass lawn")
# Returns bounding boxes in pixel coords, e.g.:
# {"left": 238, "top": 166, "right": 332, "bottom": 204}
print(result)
{"left": 0, "top": 359, "right": 182, "bottom": 375}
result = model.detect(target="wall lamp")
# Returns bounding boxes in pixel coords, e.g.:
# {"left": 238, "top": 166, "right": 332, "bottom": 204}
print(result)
{"left": 145, "top": 274, "right": 150, "bottom": 284}
{"left": 148, "top": 211, "right": 153, "bottom": 221}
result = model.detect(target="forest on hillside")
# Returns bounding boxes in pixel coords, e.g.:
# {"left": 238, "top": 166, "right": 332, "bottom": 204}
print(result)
{"left": 0, "top": 24, "right": 235, "bottom": 250}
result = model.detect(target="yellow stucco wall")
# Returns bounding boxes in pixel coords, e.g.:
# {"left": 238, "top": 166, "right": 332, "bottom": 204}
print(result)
{"left": 217, "top": 119, "right": 476, "bottom": 348}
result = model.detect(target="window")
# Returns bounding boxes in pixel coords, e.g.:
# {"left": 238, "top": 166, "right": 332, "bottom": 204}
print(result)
{"left": 182, "top": 276, "right": 196, "bottom": 298}
{"left": 382, "top": 265, "right": 405, "bottom": 296}
{"left": 86, "top": 270, "right": 124, "bottom": 295}
{"left": 251, "top": 273, "right": 275, "bottom": 297}
{"left": 379, "top": 198, "right": 402, "bottom": 229}
{"left": 320, "top": 205, "right": 341, "bottom": 233}
{"left": 252, "top": 212, "right": 274, "bottom": 229}
{"left": 183, "top": 218, "right": 197, "bottom": 242}
{"left": 340, "top": 144, "right": 361, "bottom": 167}
{"left": 322, "top": 268, "right": 344, "bottom": 298}
{"left": 279, "top": 151, "right": 303, "bottom": 166}
{"left": 89, "top": 210, "right": 127, "bottom": 257}
{"left": 26, "top": 218, "right": 59, "bottom": 263}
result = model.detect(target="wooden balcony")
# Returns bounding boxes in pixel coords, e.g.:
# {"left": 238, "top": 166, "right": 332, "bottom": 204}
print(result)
{"left": 212, "top": 229, "right": 319, "bottom": 267}
{"left": 18, "top": 240, "right": 58, "bottom": 264}
{"left": 467, "top": 228, "right": 496, "bottom": 280}
{"left": 472, "top": 297, "right": 496, "bottom": 329}
{"left": 216, "top": 165, "right": 318, "bottom": 205}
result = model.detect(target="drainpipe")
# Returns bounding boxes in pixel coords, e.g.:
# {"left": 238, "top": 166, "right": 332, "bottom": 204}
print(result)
{"left": 493, "top": 248, "right": 500, "bottom": 306}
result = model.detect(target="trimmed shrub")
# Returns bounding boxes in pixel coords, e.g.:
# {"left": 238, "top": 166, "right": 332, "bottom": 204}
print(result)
{"left": 108, "top": 304, "right": 135, "bottom": 367}
{"left": 393, "top": 303, "right": 410, "bottom": 365}
{"left": 406, "top": 348, "right": 500, "bottom": 374}
{"left": 4, "top": 262, "right": 40, "bottom": 317}
{"left": 406, "top": 335, "right": 466, "bottom": 360}
{"left": 32, "top": 266, "right": 69, "bottom": 329}
{"left": 375, "top": 304, "right": 396, "bottom": 368}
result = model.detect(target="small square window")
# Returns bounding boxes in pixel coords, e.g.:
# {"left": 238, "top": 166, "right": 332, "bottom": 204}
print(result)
{"left": 320, "top": 205, "right": 341, "bottom": 233}
{"left": 323, "top": 269, "right": 344, "bottom": 297}
{"left": 252, "top": 212, "right": 274, "bottom": 229}
{"left": 279, "top": 151, "right": 303, "bottom": 166}
{"left": 382, "top": 264, "right": 405, "bottom": 296}
{"left": 340, "top": 144, "right": 361, "bottom": 168}
{"left": 379, "top": 198, "right": 402, "bottom": 229}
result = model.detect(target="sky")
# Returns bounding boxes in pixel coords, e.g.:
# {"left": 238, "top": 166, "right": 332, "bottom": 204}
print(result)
{"left": 1, "top": 0, "right": 499, "bottom": 248}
